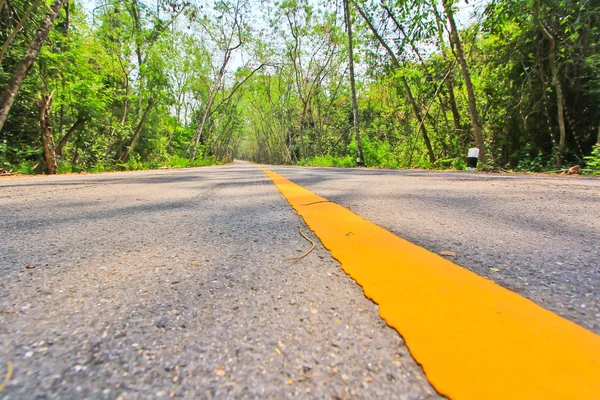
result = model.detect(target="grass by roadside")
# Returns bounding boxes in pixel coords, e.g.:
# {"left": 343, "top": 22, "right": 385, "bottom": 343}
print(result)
{"left": 1, "top": 155, "right": 224, "bottom": 177}
{"left": 296, "top": 144, "right": 600, "bottom": 176}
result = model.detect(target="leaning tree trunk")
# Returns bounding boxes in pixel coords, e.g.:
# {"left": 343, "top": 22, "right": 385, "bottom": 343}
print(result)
{"left": 402, "top": 78, "right": 436, "bottom": 163}
{"left": 120, "top": 99, "right": 154, "bottom": 163}
{"left": 443, "top": 0, "right": 487, "bottom": 163}
{"left": 0, "top": 0, "right": 67, "bottom": 133}
{"left": 430, "top": 4, "right": 463, "bottom": 136}
{"left": 37, "top": 93, "right": 57, "bottom": 174}
{"left": 353, "top": 1, "right": 434, "bottom": 163}
{"left": 0, "top": 0, "right": 44, "bottom": 65}
{"left": 541, "top": 24, "right": 567, "bottom": 168}
{"left": 189, "top": 90, "right": 217, "bottom": 162}
{"left": 189, "top": 50, "right": 231, "bottom": 162}
{"left": 383, "top": 3, "right": 457, "bottom": 139}
{"left": 56, "top": 117, "right": 86, "bottom": 157}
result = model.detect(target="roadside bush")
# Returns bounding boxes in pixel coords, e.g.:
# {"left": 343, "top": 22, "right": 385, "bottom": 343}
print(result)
{"left": 16, "top": 160, "right": 37, "bottom": 175}
{"left": 299, "top": 155, "right": 355, "bottom": 167}
{"left": 434, "top": 157, "right": 466, "bottom": 170}
{"left": 117, "top": 153, "right": 144, "bottom": 171}
{"left": 349, "top": 136, "right": 400, "bottom": 169}
{"left": 583, "top": 144, "right": 600, "bottom": 175}
{"left": 167, "top": 155, "right": 192, "bottom": 168}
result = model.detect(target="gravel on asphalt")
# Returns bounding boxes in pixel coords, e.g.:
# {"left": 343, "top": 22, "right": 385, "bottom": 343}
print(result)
{"left": 0, "top": 164, "right": 438, "bottom": 399}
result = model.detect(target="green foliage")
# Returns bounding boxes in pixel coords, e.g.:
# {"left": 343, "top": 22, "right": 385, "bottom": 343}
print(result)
{"left": 57, "top": 161, "right": 74, "bottom": 174}
{"left": 299, "top": 155, "right": 355, "bottom": 167}
{"left": 0, "top": 0, "right": 238, "bottom": 175}
{"left": 116, "top": 153, "right": 218, "bottom": 172}
{"left": 117, "top": 154, "right": 145, "bottom": 171}
{"left": 350, "top": 137, "right": 401, "bottom": 169}
{"left": 167, "top": 155, "right": 194, "bottom": 169}
{"left": 514, "top": 145, "right": 556, "bottom": 172}
{"left": 433, "top": 157, "right": 467, "bottom": 170}
{"left": 192, "top": 156, "right": 220, "bottom": 167}
{"left": 583, "top": 144, "right": 600, "bottom": 175}
{"left": 15, "top": 160, "right": 38, "bottom": 175}
{"left": 515, "top": 154, "right": 548, "bottom": 173}
{"left": 89, "top": 162, "right": 111, "bottom": 174}
{"left": 2, "top": 0, "right": 599, "bottom": 175}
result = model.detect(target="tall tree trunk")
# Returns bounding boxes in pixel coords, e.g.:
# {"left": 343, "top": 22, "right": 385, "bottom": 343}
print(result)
{"left": 72, "top": 146, "right": 80, "bottom": 167}
{"left": 37, "top": 93, "right": 57, "bottom": 174}
{"left": 388, "top": 4, "right": 454, "bottom": 127}
{"left": 59, "top": 0, "right": 70, "bottom": 135}
{"left": 0, "top": 0, "right": 67, "bottom": 133}
{"left": 431, "top": 6, "right": 463, "bottom": 134}
{"left": 0, "top": 0, "right": 44, "bottom": 65}
{"left": 446, "top": 79, "right": 462, "bottom": 132}
{"left": 298, "top": 102, "right": 307, "bottom": 160}
{"left": 128, "top": 0, "right": 145, "bottom": 118}
{"left": 541, "top": 24, "right": 567, "bottom": 168}
{"left": 442, "top": 0, "right": 487, "bottom": 163}
{"left": 190, "top": 50, "right": 231, "bottom": 162}
{"left": 402, "top": 78, "right": 435, "bottom": 163}
{"left": 120, "top": 99, "right": 154, "bottom": 162}
{"left": 353, "top": 1, "right": 434, "bottom": 163}
{"left": 65, "top": 0, "right": 70, "bottom": 36}
{"left": 56, "top": 117, "right": 86, "bottom": 157}
{"left": 344, "top": 0, "right": 365, "bottom": 165}
{"left": 190, "top": 88, "right": 218, "bottom": 161}
{"left": 109, "top": 78, "right": 129, "bottom": 162}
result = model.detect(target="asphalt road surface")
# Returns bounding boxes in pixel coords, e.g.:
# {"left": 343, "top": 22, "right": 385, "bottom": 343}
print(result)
{"left": 268, "top": 165, "right": 600, "bottom": 334}
{"left": 0, "top": 162, "right": 598, "bottom": 399}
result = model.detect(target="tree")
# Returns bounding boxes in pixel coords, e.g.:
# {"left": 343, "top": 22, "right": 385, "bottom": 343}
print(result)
{"left": 37, "top": 92, "right": 57, "bottom": 174}
{"left": 188, "top": 0, "right": 256, "bottom": 162}
{"left": 2, "top": 0, "right": 599, "bottom": 173}
{"left": 0, "top": 0, "right": 68, "bottom": 133}
{"left": 353, "top": 1, "right": 435, "bottom": 164}
{"left": 343, "top": 0, "right": 365, "bottom": 165}
{"left": 442, "top": 0, "right": 487, "bottom": 163}
{"left": 0, "top": 0, "right": 44, "bottom": 65}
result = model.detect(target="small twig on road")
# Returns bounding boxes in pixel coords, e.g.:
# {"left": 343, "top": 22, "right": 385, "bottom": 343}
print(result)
{"left": 284, "top": 229, "right": 315, "bottom": 261}
{"left": 0, "top": 361, "right": 13, "bottom": 393}
{"left": 300, "top": 200, "right": 331, "bottom": 207}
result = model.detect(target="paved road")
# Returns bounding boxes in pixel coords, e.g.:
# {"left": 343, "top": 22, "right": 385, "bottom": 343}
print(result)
{"left": 0, "top": 163, "right": 598, "bottom": 398}
{"left": 0, "top": 164, "right": 436, "bottom": 399}
{"left": 268, "top": 165, "right": 600, "bottom": 334}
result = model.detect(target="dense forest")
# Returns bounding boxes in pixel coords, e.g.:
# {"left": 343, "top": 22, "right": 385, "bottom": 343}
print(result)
{"left": 0, "top": 0, "right": 599, "bottom": 174}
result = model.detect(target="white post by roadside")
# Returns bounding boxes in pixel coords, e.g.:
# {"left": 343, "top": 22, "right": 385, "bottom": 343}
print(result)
{"left": 467, "top": 148, "right": 479, "bottom": 171}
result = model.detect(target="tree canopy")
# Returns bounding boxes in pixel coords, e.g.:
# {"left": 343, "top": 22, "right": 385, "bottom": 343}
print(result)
{"left": 1, "top": 0, "right": 599, "bottom": 174}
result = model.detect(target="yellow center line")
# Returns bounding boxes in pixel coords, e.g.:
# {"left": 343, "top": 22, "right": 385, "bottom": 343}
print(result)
{"left": 262, "top": 167, "right": 600, "bottom": 400}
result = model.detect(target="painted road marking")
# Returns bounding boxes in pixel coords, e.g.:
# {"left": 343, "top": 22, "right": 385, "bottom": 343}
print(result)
{"left": 262, "top": 168, "right": 600, "bottom": 400}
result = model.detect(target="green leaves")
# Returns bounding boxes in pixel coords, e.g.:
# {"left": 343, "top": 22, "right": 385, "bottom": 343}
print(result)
{"left": 1, "top": 0, "right": 599, "bottom": 173}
